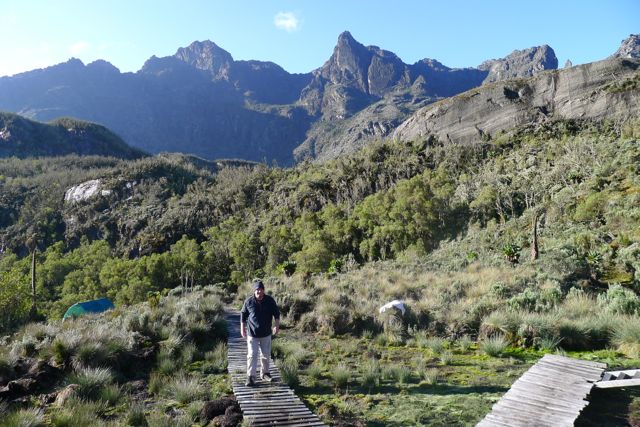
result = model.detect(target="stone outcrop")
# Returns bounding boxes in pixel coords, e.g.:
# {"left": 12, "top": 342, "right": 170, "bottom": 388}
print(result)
{"left": 393, "top": 58, "right": 640, "bottom": 144}
{"left": 611, "top": 34, "right": 640, "bottom": 59}
{"left": 479, "top": 45, "right": 558, "bottom": 83}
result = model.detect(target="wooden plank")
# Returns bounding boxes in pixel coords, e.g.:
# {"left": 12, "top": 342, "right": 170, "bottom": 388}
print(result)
{"left": 477, "top": 355, "right": 606, "bottom": 427}
{"left": 251, "top": 420, "right": 326, "bottom": 427}
{"left": 517, "top": 374, "right": 592, "bottom": 395}
{"left": 499, "top": 395, "right": 582, "bottom": 417}
{"left": 535, "top": 360, "right": 604, "bottom": 380}
{"left": 542, "top": 354, "right": 607, "bottom": 368}
{"left": 534, "top": 362, "right": 603, "bottom": 380}
{"left": 594, "top": 378, "right": 640, "bottom": 388}
{"left": 503, "top": 389, "right": 587, "bottom": 412}
{"left": 503, "top": 382, "right": 590, "bottom": 407}
{"left": 494, "top": 397, "right": 578, "bottom": 419}
{"left": 519, "top": 371, "right": 595, "bottom": 391}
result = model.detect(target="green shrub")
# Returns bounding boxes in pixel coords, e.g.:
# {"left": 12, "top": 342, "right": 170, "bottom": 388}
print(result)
{"left": 598, "top": 284, "right": 640, "bottom": 315}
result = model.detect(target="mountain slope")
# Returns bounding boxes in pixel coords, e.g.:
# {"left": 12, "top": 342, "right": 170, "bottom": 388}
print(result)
{"left": 0, "top": 112, "right": 146, "bottom": 159}
{"left": 393, "top": 57, "right": 640, "bottom": 144}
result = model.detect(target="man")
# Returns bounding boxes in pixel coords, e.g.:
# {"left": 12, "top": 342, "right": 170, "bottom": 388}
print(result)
{"left": 240, "top": 279, "right": 280, "bottom": 386}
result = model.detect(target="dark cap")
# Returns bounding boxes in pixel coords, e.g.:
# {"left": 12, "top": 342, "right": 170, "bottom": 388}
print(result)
{"left": 252, "top": 279, "right": 265, "bottom": 290}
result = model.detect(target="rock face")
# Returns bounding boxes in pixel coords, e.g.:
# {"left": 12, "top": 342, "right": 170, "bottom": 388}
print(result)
{"left": 611, "top": 34, "right": 640, "bottom": 59}
{"left": 393, "top": 58, "right": 640, "bottom": 144}
{"left": 294, "top": 36, "right": 557, "bottom": 161}
{"left": 0, "top": 32, "right": 563, "bottom": 163}
{"left": 478, "top": 45, "right": 558, "bottom": 83}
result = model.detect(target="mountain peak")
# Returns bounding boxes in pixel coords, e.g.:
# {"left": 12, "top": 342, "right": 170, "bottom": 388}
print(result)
{"left": 337, "top": 31, "right": 356, "bottom": 43}
{"left": 611, "top": 34, "right": 640, "bottom": 59}
{"left": 174, "top": 40, "right": 234, "bottom": 79}
{"left": 478, "top": 45, "right": 558, "bottom": 83}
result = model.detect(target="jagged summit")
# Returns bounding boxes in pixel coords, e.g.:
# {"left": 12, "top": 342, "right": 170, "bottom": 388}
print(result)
{"left": 478, "top": 45, "right": 558, "bottom": 83}
{"left": 174, "top": 40, "right": 234, "bottom": 79}
{"left": 611, "top": 34, "right": 640, "bottom": 59}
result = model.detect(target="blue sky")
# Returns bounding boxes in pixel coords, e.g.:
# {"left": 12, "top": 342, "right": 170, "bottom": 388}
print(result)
{"left": 0, "top": 0, "right": 638, "bottom": 77}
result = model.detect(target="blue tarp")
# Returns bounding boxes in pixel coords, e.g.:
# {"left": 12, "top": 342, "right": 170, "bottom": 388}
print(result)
{"left": 63, "top": 298, "right": 115, "bottom": 319}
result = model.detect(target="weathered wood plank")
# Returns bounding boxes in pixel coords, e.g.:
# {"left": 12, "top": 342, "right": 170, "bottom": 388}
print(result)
{"left": 543, "top": 354, "right": 607, "bottom": 368}
{"left": 476, "top": 354, "right": 606, "bottom": 426}
{"left": 595, "top": 378, "right": 640, "bottom": 388}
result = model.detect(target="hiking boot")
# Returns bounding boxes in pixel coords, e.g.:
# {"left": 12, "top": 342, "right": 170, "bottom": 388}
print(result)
{"left": 245, "top": 376, "right": 255, "bottom": 387}
{"left": 262, "top": 373, "right": 273, "bottom": 382}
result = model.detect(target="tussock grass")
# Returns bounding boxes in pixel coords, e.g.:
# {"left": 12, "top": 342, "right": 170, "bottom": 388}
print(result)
{"left": 480, "top": 335, "right": 509, "bottom": 357}
{"left": 360, "top": 359, "right": 381, "bottom": 391}
{"left": 613, "top": 316, "right": 640, "bottom": 358}
{"left": 161, "top": 375, "right": 207, "bottom": 404}
{"left": 50, "top": 397, "right": 107, "bottom": 426}
{"left": 277, "top": 358, "right": 300, "bottom": 388}
{"left": 457, "top": 335, "right": 473, "bottom": 352}
{"left": 68, "top": 367, "right": 114, "bottom": 400}
{"left": 125, "top": 403, "right": 148, "bottom": 427}
{"left": 203, "top": 341, "right": 227, "bottom": 373}
{"left": 332, "top": 364, "right": 351, "bottom": 389}
{"left": 439, "top": 351, "right": 454, "bottom": 366}
{"left": 0, "top": 408, "right": 45, "bottom": 427}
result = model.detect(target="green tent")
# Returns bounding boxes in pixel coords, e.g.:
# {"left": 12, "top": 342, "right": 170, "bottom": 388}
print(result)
{"left": 63, "top": 298, "right": 115, "bottom": 319}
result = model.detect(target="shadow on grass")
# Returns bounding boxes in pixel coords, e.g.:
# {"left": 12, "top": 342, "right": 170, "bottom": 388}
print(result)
{"left": 296, "top": 381, "right": 508, "bottom": 397}
{"left": 575, "top": 387, "right": 640, "bottom": 426}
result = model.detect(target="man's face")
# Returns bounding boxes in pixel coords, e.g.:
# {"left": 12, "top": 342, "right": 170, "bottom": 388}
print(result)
{"left": 254, "top": 287, "right": 265, "bottom": 300}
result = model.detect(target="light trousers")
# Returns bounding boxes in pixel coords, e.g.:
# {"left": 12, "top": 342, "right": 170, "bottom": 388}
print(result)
{"left": 246, "top": 335, "right": 271, "bottom": 378}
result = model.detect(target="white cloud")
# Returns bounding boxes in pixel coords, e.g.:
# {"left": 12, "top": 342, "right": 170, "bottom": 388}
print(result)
{"left": 274, "top": 12, "right": 299, "bottom": 32}
{"left": 69, "top": 41, "right": 90, "bottom": 55}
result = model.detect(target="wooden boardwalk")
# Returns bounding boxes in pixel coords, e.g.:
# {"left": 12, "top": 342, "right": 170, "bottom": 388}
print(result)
{"left": 476, "top": 354, "right": 607, "bottom": 427}
{"left": 225, "top": 311, "right": 326, "bottom": 426}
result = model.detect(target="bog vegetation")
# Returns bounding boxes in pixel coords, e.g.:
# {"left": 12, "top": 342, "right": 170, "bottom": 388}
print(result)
{"left": 1, "top": 118, "right": 640, "bottom": 425}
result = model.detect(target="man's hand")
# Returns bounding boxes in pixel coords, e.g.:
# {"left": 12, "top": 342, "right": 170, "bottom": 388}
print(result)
{"left": 272, "top": 322, "right": 279, "bottom": 336}
{"left": 241, "top": 323, "right": 247, "bottom": 338}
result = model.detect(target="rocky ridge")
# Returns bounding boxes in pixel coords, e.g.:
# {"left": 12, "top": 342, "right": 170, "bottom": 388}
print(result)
{"left": 1, "top": 33, "right": 636, "bottom": 164}
{"left": 393, "top": 58, "right": 640, "bottom": 144}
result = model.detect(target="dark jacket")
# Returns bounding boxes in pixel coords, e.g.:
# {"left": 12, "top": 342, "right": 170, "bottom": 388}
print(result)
{"left": 240, "top": 294, "right": 280, "bottom": 338}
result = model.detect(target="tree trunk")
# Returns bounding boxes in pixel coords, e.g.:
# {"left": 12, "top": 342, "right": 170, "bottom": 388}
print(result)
{"left": 531, "top": 212, "right": 541, "bottom": 261}
{"left": 30, "top": 249, "right": 37, "bottom": 318}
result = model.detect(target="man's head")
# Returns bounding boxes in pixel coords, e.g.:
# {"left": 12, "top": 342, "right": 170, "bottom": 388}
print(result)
{"left": 252, "top": 279, "right": 265, "bottom": 300}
